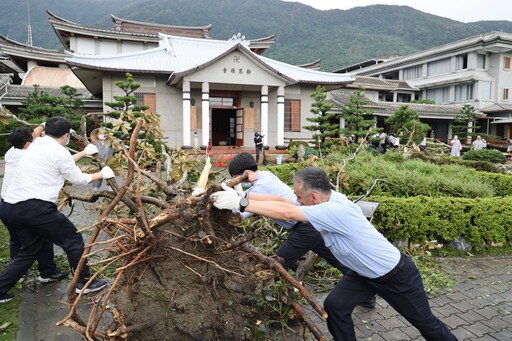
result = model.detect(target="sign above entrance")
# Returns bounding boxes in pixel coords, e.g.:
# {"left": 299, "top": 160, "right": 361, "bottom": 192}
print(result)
{"left": 223, "top": 55, "right": 252, "bottom": 75}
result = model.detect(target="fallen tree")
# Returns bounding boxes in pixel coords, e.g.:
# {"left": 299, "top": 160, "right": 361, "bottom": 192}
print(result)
{"left": 1, "top": 83, "right": 328, "bottom": 340}
{"left": 55, "top": 119, "right": 327, "bottom": 340}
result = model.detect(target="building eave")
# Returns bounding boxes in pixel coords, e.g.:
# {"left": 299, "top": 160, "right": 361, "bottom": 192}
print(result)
{"left": 352, "top": 31, "right": 512, "bottom": 76}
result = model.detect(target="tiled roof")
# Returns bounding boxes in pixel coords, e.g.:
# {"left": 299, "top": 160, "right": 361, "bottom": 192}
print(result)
{"left": 66, "top": 33, "right": 355, "bottom": 86}
{"left": 481, "top": 103, "right": 512, "bottom": 113}
{"left": 330, "top": 89, "right": 461, "bottom": 119}
{"left": 6, "top": 84, "right": 93, "bottom": 99}
{"left": 352, "top": 76, "right": 417, "bottom": 91}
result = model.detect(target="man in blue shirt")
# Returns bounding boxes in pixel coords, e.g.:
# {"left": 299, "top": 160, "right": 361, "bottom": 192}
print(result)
{"left": 228, "top": 153, "right": 375, "bottom": 308}
{"left": 212, "top": 166, "right": 457, "bottom": 340}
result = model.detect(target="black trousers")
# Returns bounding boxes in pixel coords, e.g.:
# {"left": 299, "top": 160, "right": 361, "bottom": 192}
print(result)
{"left": 323, "top": 254, "right": 457, "bottom": 341}
{"left": 276, "top": 222, "right": 350, "bottom": 274}
{"left": 255, "top": 145, "right": 263, "bottom": 163}
{"left": 0, "top": 199, "right": 91, "bottom": 295}
{"left": 0, "top": 201, "right": 57, "bottom": 276}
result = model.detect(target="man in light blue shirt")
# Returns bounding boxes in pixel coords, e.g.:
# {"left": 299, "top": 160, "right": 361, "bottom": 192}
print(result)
{"left": 228, "top": 153, "right": 375, "bottom": 308}
{"left": 212, "top": 166, "right": 457, "bottom": 340}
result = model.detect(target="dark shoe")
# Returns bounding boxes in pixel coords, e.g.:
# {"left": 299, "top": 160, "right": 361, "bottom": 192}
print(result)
{"left": 359, "top": 296, "right": 376, "bottom": 309}
{"left": 75, "top": 279, "right": 108, "bottom": 294}
{"left": 38, "top": 270, "right": 69, "bottom": 283}
{"left": 0, "top": 292, "right": 14, "bottom": 304}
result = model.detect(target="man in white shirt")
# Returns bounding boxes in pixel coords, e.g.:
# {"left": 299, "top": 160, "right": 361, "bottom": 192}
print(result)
{"left": 212, "top": 167, "right": 457, "bottom": 340}
{"left": 0, "top": 116, "right": 115, "bottom": 304}
{"left": 0, "top": 126, "right": 68, "bottom": 284}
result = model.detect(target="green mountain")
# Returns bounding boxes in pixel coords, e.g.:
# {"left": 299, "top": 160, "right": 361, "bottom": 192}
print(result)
{"left": 1, "top": 0, "right": 512, "bottom": 71}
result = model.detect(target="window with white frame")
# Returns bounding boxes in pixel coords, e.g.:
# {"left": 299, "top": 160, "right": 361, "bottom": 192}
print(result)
{"left": 454, "top": 83, "right": 473, "bottom": 102}
{"left": 427, "top": 58, "right": 451, "bottom": 77}
{"left": 504, "top": 88, "right": 510, "bottom": 101}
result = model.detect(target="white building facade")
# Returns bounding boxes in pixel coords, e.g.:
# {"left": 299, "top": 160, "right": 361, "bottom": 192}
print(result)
{"left": 340, "top": 32, "right": 512, "bottom": 140}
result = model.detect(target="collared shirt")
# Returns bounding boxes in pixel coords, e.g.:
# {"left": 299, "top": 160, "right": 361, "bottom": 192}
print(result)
{"left": 1, "top": 147, "right": 25, "bottom": 199}
{"left": 242, "top": 170, "right": 297, "bottom": 229}
{"left": 301, "top": 191, "right": 401, "bottom": 278}
{"left": 5, "top": 135, "right": 93, "bottom": 204}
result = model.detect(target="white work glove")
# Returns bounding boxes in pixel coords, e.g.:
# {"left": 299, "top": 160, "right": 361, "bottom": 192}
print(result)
{"left": 84, "top": 144, "right": 99, "bottom": 156}
{"left": 191, "top": 187, "right": 205, "bottom": 197}
{"left": 211, "top": 183, "right": 242, "bottom": 210}
{"left": 100, "top": 166, "right": 115, "bottom": 179}
{"left": 233, "top": 184, "right": 247, "bottom": 198}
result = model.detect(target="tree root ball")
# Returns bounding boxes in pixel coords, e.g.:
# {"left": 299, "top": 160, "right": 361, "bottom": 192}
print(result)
{"left": 109, "top": 208, "right": 265, "bottom": 340}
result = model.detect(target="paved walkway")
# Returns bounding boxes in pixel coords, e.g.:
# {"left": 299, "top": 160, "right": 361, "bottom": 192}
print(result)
{"left": 0, "top": 160, "right": 510, "bottom": 340}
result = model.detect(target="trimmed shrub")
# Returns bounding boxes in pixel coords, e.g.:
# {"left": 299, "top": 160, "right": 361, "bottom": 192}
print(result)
{"left": 462, "top": 149, "right": 506, "bottom": 164}
{"left": 370, "top": 195, "right": 512, "bottom": 249}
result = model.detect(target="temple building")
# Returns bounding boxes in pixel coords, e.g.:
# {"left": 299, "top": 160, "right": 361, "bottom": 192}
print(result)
{"left": 1, "top": 12, "right": 354, "bottom": 149}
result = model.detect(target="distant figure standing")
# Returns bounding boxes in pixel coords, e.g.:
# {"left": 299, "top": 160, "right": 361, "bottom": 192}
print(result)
{"left": 419, "top": 137, "right": 427, "bottom": 151}
{"left": 472, "top": 136, "right": 487, "bottom": 150}
{"left": 450, "top": 135, "right": 462, "bottom": 157}
{"left": 254, "top": 132, "right": 264, "bottom": 164}
{"left": 379, "top": 131, "right": 388, "bottom": 154}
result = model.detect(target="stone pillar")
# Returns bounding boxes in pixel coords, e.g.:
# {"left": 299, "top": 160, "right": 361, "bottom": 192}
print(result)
{"left": 276, "top": 86, "right": 286, "bottom": 149}
{"left": 181, "top": 81, "right": 192, "bottom": 149}
{"left": 201, "top": 82, "right": 210, "bottom": 149}
{"left": 260, "top": 85, "right": 269, "bottom": 146}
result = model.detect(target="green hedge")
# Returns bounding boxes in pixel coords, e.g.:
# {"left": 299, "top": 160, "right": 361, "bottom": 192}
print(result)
{"left": 462, "top": 148, "right": 506, "bottom": 163}
{"left": 478, "top": 172, "right": 512, "bottom": 197}
{"left": 370, "top": 195, "right": 512, "bottom": 249}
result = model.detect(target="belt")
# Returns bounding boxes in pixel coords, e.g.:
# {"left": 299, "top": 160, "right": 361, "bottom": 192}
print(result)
{"left": 372, "top": 253, "right": 406, "bottom": 283}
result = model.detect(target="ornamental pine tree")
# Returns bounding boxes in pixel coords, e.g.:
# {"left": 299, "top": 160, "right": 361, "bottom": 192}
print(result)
{"left": 303, "top": 85, "right": 337, "bottom": 146}
{"left": 104, "top": 73, "right": 162, "bottom": 141}
{"left": 385, "top": 104, "right": 431, "bottom": 145}
{"left": 338, "top": 86, "right": 376, "bottom": 139}
{"left": 451, "top": 104, "right": 480, "bottom": 141}
{"left": 20, "top": 84, "right": 85, "bottom": 131}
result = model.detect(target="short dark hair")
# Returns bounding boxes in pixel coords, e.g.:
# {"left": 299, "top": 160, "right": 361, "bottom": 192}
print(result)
{"left": 9, "top": 126, "right": 34, "bottom": 149}
{"left": 44, "top": 116, "right": 72, "bottom": 138}
{"left": 228, "top": 152, "right": 258, "bottom": 176}
{"left": 292, "top": 167, "right": 331, "bottom": 195}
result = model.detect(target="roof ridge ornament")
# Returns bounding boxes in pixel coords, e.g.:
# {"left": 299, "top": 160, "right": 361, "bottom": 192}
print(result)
{"left": 228, "top": 32, "right": 249, "bottom": 48}
{"left": 159, "top": 33, "right": 175, "bottom": 56}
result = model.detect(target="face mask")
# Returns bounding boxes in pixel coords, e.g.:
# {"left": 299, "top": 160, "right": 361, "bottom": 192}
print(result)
{"left": 65, "top": 135, "right": 70, "bottom": 146}
{"left": 98, "top": 134, "right": 106, "bottom": 140}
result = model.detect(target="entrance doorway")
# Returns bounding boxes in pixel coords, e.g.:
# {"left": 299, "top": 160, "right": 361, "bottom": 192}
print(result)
{"left": 211, "top": 108, "right": 236, "bottom": 146}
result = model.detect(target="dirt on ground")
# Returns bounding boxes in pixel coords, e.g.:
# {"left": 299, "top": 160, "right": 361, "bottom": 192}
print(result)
{"left": 109, "top": 207, "right": 270, "bottom": 341}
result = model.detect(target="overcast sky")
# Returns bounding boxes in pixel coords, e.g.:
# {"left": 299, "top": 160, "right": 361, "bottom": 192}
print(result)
{"left": 281, "top": 0, "right": 510, "bottom": 23}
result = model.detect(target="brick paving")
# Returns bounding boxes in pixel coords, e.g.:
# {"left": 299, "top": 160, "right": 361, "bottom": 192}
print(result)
{"left": 0, "top": 161, "right": 511, "bottom": 340}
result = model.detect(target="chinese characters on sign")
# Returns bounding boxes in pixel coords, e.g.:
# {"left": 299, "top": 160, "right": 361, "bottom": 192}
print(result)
{"left": 221, "top": 55, "right": 251, "bottom": 75}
